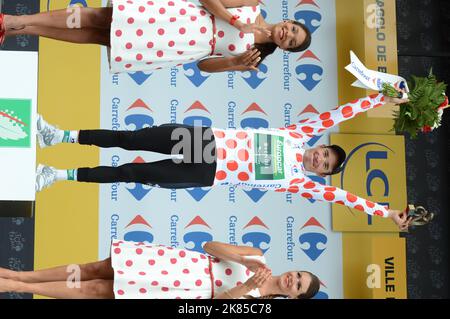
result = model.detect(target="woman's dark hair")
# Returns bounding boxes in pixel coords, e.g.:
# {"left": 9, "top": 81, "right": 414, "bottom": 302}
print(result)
{"left": 297, "top": 271, "right": 320, "bottom": 299}
{"left": 254, "top": 21, "right": 312, "bottom": 66}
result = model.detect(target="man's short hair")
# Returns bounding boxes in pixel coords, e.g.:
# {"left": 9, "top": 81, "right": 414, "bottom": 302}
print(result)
{"left": 327, "top": 145, "right": 347, "bottom": 175}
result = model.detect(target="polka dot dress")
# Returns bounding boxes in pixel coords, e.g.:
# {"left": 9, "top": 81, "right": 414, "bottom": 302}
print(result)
{"left": 211, "top": 94, "right": 391, "bottom": 218}
{"left": 108, "top": 0, "right": 260, "bottom": 73}
{"left": 211, "top": 6, "right": 260, "bottom": 57}
{"left": 111, "top": 240, "right": 262, "bottom": 299}
{"left": 211, "top": 255, "right": 264, "bottom": 299}
{"left": 109, "top": 0, "right": 214, "bottom": 73}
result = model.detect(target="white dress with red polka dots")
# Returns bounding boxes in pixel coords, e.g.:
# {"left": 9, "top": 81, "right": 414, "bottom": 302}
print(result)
{"left": 108, "top": 0, "right": 260, "bottom": 73}
{"left": 211, "top": 94, "right": 391, "bottom": 218}
{"left": 210, "top": 5, "right": 260, "bottom": 57}
{"left": 111, "top": 239, "right": 263, "bottom": 299}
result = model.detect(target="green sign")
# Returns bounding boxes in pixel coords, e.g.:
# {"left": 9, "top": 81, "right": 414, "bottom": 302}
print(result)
{"left": 254, "top": 133, "right": 285, "bottom": 180}
{"left": 0, "top": 98, "right": 32, "bottom": 148}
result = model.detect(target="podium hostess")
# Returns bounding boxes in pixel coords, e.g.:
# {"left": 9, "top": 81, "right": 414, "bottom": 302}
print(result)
{"left": 0, "top": 51, "right": 38, "bottom": 218}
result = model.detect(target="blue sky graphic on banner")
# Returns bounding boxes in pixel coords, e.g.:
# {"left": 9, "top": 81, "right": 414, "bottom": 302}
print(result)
{"left": 100, "top": 0, "right": 342, "bottom": 298}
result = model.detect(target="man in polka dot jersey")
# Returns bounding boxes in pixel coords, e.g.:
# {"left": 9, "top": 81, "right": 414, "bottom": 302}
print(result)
{"left": 212, "top": 93, "right": 412, "bottom": 230}
{"left": 35, "top": 93, "right": 412, "bottom": 230}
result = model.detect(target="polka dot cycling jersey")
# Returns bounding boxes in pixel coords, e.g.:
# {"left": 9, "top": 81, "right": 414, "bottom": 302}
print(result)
{"left": 108, "top": 0, "right": 260, "bottom": 73}
{"left": 212, "top": 94, "right": 390, "bottom": 218}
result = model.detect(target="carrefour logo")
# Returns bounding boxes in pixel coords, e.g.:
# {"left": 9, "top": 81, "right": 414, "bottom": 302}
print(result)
{"left": 242, "top": 216, "right": 271, "bottom": 254}
{"left": 122, "top": 214, "right": 154, "bottom": 243}
{"left": 183, "top": 101, "right": 212, "bottom": 127}
{"left": 294, "top": 0, "right": 323, "bottom": 34}
{"left": 127, "top": 71, "right": 153, "bottom": 86}
{"left": 298, "top": 217, "right": 327, "bottom": 261}
{"left": 339, "top": 142, "right": 395, "bottom": 225}
{"left": 124, "top": 98, "right": 155, "bottom": 130}
{"left": 295, "top": 50, "right": 323, "bottom": 91}
{"left": 183, "top": 216, "right": 213, "bottom": 253}
{"left": 241, "top": 63, "right": 268, "bottom": 89}
{"left": 240, "top": 102, "right": 269, "bottom": 129}
{"left": 183, "top": 62, "right": 210, "bottom": 87}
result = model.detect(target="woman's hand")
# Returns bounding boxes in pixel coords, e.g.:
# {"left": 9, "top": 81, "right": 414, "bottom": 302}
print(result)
{"left": 388, "top": 209, "right": 413, "bottom": 231}
{"left": 241, "top": 257, "right": 268, "bottom": 273}
{"left": 232, "top": 48, "right": 261, "bottom": 71}
{"left": 243, "top": 268, "right": 272, "bottom": 291}
{"left": 235, "top": 21, "right": 271, "bottom": 37}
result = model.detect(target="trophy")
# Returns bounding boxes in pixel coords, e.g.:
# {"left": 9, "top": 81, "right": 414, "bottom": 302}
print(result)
{"left": 406, "top": 204, "right": 434, "bottom": 226}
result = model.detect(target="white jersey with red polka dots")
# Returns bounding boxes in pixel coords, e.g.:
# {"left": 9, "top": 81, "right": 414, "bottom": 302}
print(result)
{"left": 212, "top": 94, "right": 390, "bottom": 218}
{"left": 108, "top": 0, "right": 260, "bottom": 73}
{"left": 111, "top": 240, "right": 262, "bottom": 299}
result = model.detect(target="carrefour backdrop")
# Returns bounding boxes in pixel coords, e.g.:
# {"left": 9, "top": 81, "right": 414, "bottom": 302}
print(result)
{"left": 99, "top": 0, "right": 341, "bottom": 298}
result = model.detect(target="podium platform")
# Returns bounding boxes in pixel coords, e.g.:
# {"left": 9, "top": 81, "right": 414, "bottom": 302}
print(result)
{"left": 0, "top": 51, "right": 38, "bottom": 217}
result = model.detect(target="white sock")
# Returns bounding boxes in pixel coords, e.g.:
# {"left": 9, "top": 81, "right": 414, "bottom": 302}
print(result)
{"left": 62, "top": 130, "right": 79, "bottom": 144}
{"left": 56, "top": 169, "right": 77, "bottom": 181}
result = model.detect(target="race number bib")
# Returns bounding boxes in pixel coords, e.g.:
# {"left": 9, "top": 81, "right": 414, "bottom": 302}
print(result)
{"left": 254, "top": 133, "right": 285, "bottom": 180}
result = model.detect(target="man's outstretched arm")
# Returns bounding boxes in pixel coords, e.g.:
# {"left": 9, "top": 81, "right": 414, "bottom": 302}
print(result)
{"left": 284, "top": 93, "right": 386, "bottom": 136}
{"left": 278, "top": 176, "right": 411, "bottom": 230}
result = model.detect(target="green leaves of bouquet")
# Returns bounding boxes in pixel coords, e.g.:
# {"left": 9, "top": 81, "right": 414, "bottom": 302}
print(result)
{"left": 383, "top": 70, "right": 448, "bottom": 139}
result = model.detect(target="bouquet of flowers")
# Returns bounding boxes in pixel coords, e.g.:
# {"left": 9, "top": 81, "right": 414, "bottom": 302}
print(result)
{"left": 382, "top": 70, "right": 448, "bottom": 138}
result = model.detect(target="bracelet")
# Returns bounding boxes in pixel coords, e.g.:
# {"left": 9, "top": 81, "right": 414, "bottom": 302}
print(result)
{"left": 229, "top": 15, "right": 240, "bottom": 26}
{"left": 224, "top": 290, "right": 235, "bottom": 299}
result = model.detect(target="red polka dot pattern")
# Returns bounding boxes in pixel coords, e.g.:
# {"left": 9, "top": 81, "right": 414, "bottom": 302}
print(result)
{"left": 110, "top": 1, "right": 260, "bottom": 73}
{"left": 226, "top": 139, "right": 237, "bottom": 149}
{"left": 288, "top": 185, "right": 299, "bottom": 193}
{"left": 227, "top": 161, "right": 238, "bottom": 171}
{"left": 238, "top": 172, "right": 249, "bottom": 181}
{"left": 215, "top": 170, "right": 227, "bottom": 180}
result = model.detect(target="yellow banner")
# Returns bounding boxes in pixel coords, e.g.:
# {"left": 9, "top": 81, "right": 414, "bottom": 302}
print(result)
{"left": 336, "top": 0, "right": 399, "bottom": 134}
{"left": 370, "top": 237, "right": 407, "bottom": 298}
{"left": 35, "top": 0, "right": 101, "bottom": 298}
{"left": 364, "top": 0, "right": 399, "bottom": 118}
{"left": 330, "top": 133, "right": 407, "bottom": 232}
{"left": 342, "top": 234, "right": 407, "bottom": 299}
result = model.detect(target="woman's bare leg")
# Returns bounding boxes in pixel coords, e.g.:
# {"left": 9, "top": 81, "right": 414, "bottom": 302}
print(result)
{"left": 6, "top": 26, "right": 110, "bottom": 46}
{"left": 3, "top": 7, "right": 113, "bottom": 30}
{"left": 0, "top": 278, "right": 115, "bottom": 299}
{"left": 0, "top": 258, "right": 113, "bottom": 283}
